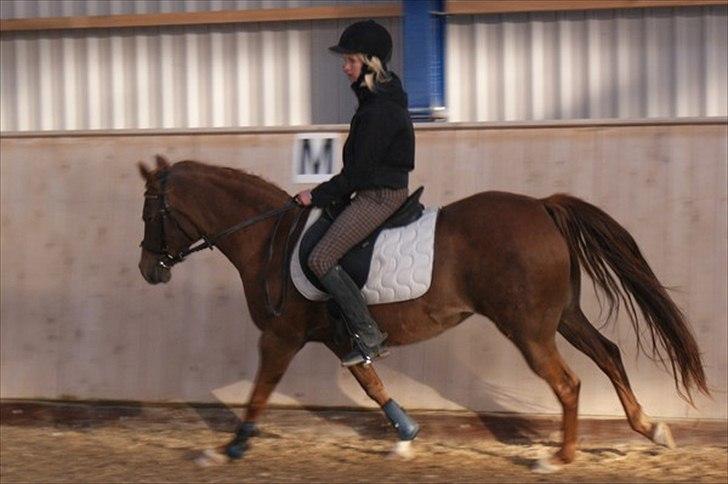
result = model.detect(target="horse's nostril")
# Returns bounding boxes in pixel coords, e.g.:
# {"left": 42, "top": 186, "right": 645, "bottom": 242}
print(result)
{"left": 154, "top": 264, "right": 171, "bottom": 284}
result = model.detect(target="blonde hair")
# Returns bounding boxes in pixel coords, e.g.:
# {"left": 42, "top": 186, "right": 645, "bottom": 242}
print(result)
{"left": 356, "top": 54, "right": 392, "bottom": 91}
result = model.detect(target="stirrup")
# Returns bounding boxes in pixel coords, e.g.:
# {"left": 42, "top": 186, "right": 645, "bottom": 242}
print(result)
{"left": 341, "top": 345, "right": 389, "bottom": 367}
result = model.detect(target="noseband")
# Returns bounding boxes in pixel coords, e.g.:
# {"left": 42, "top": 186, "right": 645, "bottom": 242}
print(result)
{"left": 140, "top": 170, "right": 304, "bottom": 316}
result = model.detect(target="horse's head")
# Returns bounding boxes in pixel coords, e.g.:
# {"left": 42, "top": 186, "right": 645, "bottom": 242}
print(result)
{"left": 137, "top": 155, "right": 202, "bottom": 284}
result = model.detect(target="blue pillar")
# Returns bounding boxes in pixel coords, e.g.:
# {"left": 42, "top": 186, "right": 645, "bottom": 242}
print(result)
{"left": 402, "top": 0, "right": 445, "bottom": 121}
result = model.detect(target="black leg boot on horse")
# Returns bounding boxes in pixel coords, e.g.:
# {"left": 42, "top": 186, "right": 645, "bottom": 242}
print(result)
{"left": 320, "top": 265, "right": 389, "bottom": 366}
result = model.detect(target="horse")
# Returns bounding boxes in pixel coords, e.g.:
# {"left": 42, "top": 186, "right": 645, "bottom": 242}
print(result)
{"left": 137, "top": 155, "right": 708, "bottom": 472}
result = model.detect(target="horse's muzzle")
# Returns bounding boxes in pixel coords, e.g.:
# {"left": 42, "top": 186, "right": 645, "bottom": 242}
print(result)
{"left": 139, "top": 252, "right": 172, "bottom": 284}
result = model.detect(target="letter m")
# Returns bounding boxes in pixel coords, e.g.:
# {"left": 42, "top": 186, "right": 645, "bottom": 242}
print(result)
{"left": 298, "top": 138, "right": 333, "bottom": 175}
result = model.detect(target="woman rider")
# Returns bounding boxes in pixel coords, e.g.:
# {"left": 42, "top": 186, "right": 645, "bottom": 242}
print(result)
{"left": 295, "top": 20, "right": 415, "bottom": 367}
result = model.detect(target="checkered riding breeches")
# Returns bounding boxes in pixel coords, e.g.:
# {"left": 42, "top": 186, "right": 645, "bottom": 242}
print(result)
{"left": 308, "top": 187, "right": 409, "bottom": 279}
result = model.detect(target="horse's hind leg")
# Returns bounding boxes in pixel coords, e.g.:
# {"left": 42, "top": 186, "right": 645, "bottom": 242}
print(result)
{"left": 514, "top": 337, "right": 581, "bottom": 471}
{"left": 558, "top": 307, "right": 675, "bottom": 448}
{"left": 348, "top": 364, "right": 421, "bottom": 459}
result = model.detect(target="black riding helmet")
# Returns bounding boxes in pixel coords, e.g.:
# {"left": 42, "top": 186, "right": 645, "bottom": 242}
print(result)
{"left": 329, "top": 19, "right": 393, "bottom": 63}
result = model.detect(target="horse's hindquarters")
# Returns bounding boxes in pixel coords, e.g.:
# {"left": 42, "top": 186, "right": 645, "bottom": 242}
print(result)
{"left": 431, "top": 192, "right": 572, "bottom": 329}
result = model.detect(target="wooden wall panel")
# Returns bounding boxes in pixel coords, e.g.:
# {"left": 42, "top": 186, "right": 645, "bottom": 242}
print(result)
{"left": 446, "top": 0, "right": 728, "bottom": 15}
{"left": 1, "top": 121, "right": 725, "bottom": 419}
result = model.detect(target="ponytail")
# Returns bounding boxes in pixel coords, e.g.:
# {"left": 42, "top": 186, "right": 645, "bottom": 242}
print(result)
{"left": 356, "top": 54, "right": 391, "bottom": 92}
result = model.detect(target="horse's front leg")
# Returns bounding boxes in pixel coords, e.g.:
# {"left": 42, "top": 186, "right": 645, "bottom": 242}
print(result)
{"left": 223, "top": 330, "right": 302, "bottom": 459}
{"left": 348, "top": 364, "right": 421, "bottom": 459}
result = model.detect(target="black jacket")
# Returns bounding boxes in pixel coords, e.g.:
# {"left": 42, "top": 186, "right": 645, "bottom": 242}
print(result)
{"left": 310, "top": 72, "right": 414, "bottom": 207}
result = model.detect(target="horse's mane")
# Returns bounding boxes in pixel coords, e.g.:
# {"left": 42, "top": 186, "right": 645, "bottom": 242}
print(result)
{"left": 170, "top": 159, "right": 290, "bottom": 202}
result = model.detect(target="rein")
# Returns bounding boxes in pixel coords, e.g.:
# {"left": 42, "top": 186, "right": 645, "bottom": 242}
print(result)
{"left": 166, "top": 201, "right": 299, "bottom": 267}
{"left": 141, "top": 170, "right": 307, "bottom": 317}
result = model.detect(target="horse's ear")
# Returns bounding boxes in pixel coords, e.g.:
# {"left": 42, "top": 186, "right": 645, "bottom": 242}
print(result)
{"left": 138, "top": 161, "right": 152, "bottom": 180}
{"left": 155, "top": 154, "right": 170, "bottom": 170}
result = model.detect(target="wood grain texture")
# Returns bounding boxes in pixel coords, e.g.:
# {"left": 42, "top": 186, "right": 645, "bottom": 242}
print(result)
{"left": 0, "top": 5, "right": 402, "bottom": 32}
{"left": 446, "top": 0, "right": 728, "bottom": 15}
{"left": 0, "top": 123, "right": 725, "bottom": 419}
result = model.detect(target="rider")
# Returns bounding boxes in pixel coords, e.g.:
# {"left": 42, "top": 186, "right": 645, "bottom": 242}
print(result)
{"left": 295, "top": 20, "right": 415, "bottom": 367}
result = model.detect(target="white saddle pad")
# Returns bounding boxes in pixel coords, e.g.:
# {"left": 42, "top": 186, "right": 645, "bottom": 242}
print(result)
{"left": 290, "top": 207, "right": 439, "bottom": 305}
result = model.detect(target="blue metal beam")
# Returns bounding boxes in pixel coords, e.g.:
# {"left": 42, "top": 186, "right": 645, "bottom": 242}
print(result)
{"left": 402, "top": 0, "right": 445, "bottom": 121}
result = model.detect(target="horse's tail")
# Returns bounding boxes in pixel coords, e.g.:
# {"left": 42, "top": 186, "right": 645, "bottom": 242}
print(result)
{"left": 542, "top": 194, "right": 708, "bottom": 403}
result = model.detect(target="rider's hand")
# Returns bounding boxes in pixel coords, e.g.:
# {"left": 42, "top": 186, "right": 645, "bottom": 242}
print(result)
{"left": 295, "top": 190, "right": 313, "bottom": 207}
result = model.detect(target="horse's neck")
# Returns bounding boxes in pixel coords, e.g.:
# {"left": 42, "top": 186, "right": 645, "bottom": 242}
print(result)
{"left": 185, "top": 172, "right": 289, "bottom": 269}
{"left": 189, "top": 174, "right": 293, "bottom": 327}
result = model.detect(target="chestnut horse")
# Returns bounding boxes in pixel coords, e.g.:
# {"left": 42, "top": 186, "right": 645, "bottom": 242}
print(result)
{"left": 137, "top": 156, "right": 707, "bottom": 471}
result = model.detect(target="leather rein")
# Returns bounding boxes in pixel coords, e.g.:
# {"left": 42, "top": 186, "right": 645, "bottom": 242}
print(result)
{"left": 140, "top": 170, "right": 306, "bottom": 317}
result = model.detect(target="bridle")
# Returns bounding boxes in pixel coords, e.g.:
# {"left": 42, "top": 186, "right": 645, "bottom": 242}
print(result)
{"left": 140, "top": 169, "right": 306, "bottom": 316}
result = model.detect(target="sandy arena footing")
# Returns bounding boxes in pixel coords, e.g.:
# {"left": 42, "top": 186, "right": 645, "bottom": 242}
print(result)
{"left": 1, "top": 400, "right": 726, "bottom": 483}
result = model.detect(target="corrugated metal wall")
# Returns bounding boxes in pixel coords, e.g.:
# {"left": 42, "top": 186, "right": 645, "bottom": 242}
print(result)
{"left": 2, "top": 3, "right": 726, "bottom": 130}
{"left": 0, "top": 0, "right": 390, "bottom": 19}
{"left": 0, "top": 23, "right": 309, "bottom": 130}
{"left": 0, "top": 1, "right": 402, "bottom": 131}
{"left": 446, "top": 5, "right": 728, "bottom": 121}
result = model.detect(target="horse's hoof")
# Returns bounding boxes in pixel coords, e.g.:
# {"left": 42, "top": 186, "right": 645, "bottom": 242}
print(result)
{"left": 387, "top": 440, "right": 415, "bottom": 460}
{"left": 531, "top": 457, "right": 562, "bottom": 474}
{"left": 225, "top": 441, "right": 249, "bottom": 459}
{"left": 651, "top": 422, "right": 676, "bottom": 449}
{"left": 195, "top": 449, "right": 229, "bottom": 467}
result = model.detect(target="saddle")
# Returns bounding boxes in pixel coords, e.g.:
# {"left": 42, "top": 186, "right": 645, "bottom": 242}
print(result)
{"left": 298, "top": 186, "right": 425, "bottom": 291}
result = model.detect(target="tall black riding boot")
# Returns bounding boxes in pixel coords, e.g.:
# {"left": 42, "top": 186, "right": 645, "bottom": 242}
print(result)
{"left": 320, "top": 265, "right": 388, "bottom": 367}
